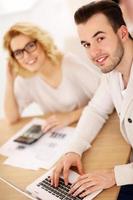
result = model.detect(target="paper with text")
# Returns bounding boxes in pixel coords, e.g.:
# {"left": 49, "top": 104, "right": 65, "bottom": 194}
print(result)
{"left": 0, "top": 118, "right": 75, "bottom": 170}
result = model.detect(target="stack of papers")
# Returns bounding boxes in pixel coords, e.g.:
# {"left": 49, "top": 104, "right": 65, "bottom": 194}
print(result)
{"left": 0, "top": 118, "right": 75, "bottom": 170}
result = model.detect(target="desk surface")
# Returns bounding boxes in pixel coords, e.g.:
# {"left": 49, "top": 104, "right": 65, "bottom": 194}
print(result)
{"left": 0, "top": 180, "right": 31, "bottom": 200}
{"left": 0, "top": 112, "right": 131, "bottom": 200}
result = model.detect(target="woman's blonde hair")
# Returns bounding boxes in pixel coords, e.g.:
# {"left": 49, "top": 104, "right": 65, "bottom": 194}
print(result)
{"left": 3, "top": 22, "right": 63, "bottom": 77}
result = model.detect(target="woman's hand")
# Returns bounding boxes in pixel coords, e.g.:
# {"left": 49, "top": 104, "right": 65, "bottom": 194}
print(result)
{"left": 42, "top": 108, "right": 83, "bottom": 132}
{"left": 42, "top": 112, "right": 75, "bottom": 132}
{"left": 69, "top": 169, "right": 116, "bottom": 198}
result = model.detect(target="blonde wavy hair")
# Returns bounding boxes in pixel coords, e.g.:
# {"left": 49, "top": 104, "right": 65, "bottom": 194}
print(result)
{"left": 3, "top": 22, "right": 63, "bottom": 77}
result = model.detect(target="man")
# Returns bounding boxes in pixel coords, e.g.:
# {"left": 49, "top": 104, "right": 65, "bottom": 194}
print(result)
{"left": 51, "top": 1, "right": 133, "bottom": 199}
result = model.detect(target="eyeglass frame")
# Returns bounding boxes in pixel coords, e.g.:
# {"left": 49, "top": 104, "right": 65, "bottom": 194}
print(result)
{"left": 11, "top": 40, "right": 37, "bottom": 60}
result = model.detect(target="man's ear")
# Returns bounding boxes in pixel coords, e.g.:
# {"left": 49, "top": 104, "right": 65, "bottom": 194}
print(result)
{"left": 117, "top": 25, "right": 129, "bottom": 41}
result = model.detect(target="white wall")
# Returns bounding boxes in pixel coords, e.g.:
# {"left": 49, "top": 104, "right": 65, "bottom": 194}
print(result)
{"left": 67, "top": 0, "right": 93, "bottom": 15}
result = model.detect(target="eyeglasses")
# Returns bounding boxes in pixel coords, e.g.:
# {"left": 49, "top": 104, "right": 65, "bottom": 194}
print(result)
{"left": 11, "top": 40, "right": 37, "bottom": 60}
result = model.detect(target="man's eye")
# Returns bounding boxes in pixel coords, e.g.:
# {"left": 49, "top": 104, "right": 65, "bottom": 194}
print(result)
{"left": 97, "top": 37, "right": 104, "bottom": 42}
{"left": 83, "top": 43, "right": 90, "bottom": 48}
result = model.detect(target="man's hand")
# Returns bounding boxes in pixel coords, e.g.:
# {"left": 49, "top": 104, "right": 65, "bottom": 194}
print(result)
{"left": 69, "top": 169, "right": 116, "bottom": 198}
{"left": 51, "top": 152, "right": 83, "bottom": 187}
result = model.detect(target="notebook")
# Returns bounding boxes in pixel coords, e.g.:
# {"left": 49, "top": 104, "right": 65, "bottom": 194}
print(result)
{"left": 26, "top": 169, "right": 102, "bottom": 200}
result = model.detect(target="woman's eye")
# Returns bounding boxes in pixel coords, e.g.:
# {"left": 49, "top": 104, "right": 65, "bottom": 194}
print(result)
{"left": 14, "top": 50, "right": 22, "bottom": 56}
{"left": 28, "top": 43, "right": 34, "bottom": 48}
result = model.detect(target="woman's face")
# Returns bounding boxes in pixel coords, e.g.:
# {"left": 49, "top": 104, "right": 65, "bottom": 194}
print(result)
{"left": 10, "top": 34, "right": 47, "bottom": 72}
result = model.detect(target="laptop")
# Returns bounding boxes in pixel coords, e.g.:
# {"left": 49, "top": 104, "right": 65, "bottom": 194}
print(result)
{"left": 26, "top": 169, "right": 102, "bottom": 200}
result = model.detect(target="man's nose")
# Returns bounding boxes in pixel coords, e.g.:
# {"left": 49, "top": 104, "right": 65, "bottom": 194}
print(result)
{"left": 89, "top": 44, "right": 101, "bottom": 59}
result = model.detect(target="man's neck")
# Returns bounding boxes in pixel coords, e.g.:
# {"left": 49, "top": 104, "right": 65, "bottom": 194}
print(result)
{"left": 117, "top": 39, "right": 133, "bottom": 88}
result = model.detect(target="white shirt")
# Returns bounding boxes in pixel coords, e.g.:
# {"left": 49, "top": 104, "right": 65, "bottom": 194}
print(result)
{"left": 65, "top": 63, "right": 133, "bottom": 186}
{"left": 14, "top": 53, "right": 101, "bottom": 114}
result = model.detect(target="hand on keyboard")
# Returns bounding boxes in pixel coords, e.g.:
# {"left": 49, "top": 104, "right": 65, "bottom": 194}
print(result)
{"left": 37, "top": 176, "right": 83, "bottom": 200}
{"left": 51, "top": 152, "right": 83, "bottom": 187}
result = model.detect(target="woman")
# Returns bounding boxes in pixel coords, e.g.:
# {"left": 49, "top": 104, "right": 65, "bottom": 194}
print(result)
{"left": 3, "top": 22, "right": 100, "bottom": 132}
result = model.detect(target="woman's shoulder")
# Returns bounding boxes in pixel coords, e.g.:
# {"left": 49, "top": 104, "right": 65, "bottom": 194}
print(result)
{"left": 15, "top": 75, "right": 37, "bottom": 87}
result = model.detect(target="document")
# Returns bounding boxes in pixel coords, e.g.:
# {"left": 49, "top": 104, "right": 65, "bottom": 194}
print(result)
{"left": 0, "top": 118, "right": 75, "bottom": 170}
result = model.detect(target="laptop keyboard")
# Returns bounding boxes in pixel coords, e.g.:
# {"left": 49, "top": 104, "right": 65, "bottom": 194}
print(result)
{"left": 37, "top": 176, "right": 83, "bottom": 200}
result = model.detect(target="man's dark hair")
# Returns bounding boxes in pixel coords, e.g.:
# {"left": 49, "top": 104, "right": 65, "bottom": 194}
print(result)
{"left": 74, "top": 0, "right": 132, "bottom": 39}
{"left": 74, "top": 0, "right": 125, "bottom": 32}
{"left": 112, "top": 0, "right": 120, "bottom": 4}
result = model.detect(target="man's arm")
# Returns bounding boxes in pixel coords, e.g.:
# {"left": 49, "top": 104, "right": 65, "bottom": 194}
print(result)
{"left": 52, "top": 75, "right": 114, "bottom": 186}
{"left": 64, "top": 75, "right": 114, "bottom": 155}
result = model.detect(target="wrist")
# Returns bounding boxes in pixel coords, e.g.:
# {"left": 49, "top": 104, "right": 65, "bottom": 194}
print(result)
{"left": 65, "top": 152, "right": 81, "bottom": 157}
{"left": 6, "top": 78, "right": 14, "bottom": 87}
{"left": 69, "top": 111, "right": 76, "bottom": 124}
{"left": 110, "top": 168, "right": 116, "bottom": 184}
{"left": 69, "top": 109, "right": 82, "bottom": 124}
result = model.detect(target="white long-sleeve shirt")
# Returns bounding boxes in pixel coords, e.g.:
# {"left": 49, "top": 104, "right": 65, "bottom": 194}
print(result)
{"left": 65, "top": 63, "right": 133, "bottom": 186}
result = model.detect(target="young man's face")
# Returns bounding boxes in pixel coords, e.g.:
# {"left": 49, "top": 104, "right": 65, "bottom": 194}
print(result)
{"left": 77, "top": 13, "right": 124, "bottom": 73}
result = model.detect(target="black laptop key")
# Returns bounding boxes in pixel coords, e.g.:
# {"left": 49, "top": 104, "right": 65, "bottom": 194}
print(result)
{"left": 37, "top": 176, "right": 83, "bottom": 200}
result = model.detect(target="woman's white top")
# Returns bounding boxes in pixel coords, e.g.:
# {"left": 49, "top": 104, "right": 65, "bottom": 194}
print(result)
{"left": 14, "top": 53, "right": 101, "bottom": 114}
